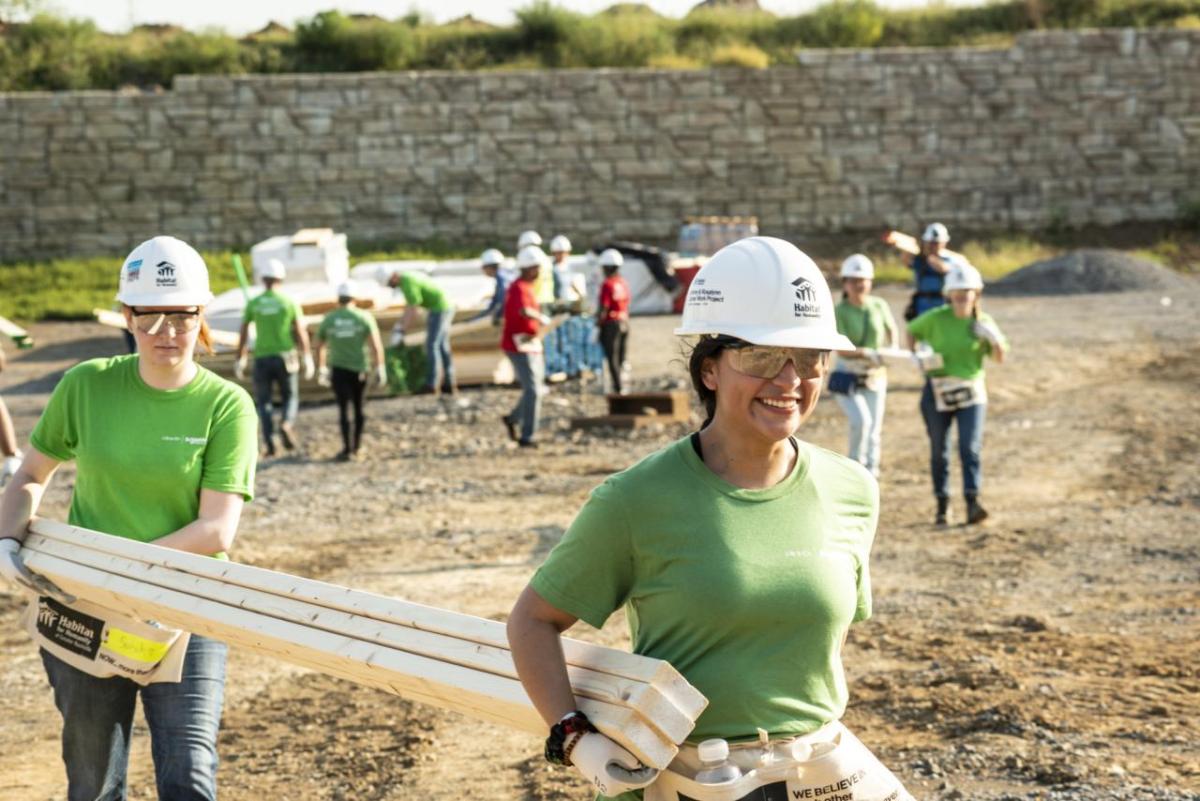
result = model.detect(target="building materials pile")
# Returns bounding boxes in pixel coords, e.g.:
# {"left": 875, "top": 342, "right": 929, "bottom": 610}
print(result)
{"left": 17, "top": 520, "right": 705, "bottom": 770}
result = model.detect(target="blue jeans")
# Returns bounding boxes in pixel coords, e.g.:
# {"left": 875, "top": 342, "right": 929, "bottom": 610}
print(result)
{"left": 41, "top": 634, "right": 228, "bottom": 801}
{"left": 425, "top": 310, "right": 455, "bottom": 390}
{"left": 505, "top": 351, "right": 545, "bottom": 443}
{"left": 835, "top": 378, "right": 887, "bottom": 477}
{"left": 919, "top": 380, "right": 986, "bottom": 498}
{"left": 253, "top": 353, "right": 299, "bottom": 444}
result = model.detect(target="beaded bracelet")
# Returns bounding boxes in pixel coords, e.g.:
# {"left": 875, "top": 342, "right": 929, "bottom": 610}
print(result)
{"left": 544, "top": 711, "right": 596, "bottom": 765}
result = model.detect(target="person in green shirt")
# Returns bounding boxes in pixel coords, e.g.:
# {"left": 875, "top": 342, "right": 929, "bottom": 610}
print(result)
{"left": 506, "top": 238, "right": 913, "bottom": 801}
{"left": 830, "top": 254, "right": 898, "bottom": 477}
{"left": 235, "top": 259, "right": 314, "bottom": 456}
{"left": 387, "top": 270, "right": 456, "bottom": 396}
{"left": 907, "top": 262, "right": 1008, "bottom": 526}
{"left": 0, "top": 340, "right": 22, "bottom": 486}
{"left": 0, "top": 235, "right": 257, "bottom": 801}
{"left": 315, "top": 281, "right": 386, "bottom": 461}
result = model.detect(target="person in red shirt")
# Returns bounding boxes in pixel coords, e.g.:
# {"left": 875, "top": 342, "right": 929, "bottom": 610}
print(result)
{"left": 595, "top": 248, "right": 632, "bottom": 395}
{"left": 501, "top": 245, "right": 553, "bottom": 448}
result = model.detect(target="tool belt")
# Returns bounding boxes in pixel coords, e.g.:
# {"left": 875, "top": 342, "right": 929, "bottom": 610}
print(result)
{"left": 830, "top": 357, "right": 885, "bottom": 394}
{"left": 930, "top": 375, "right": 987, "bottom": 413}
{"left": 23, "top": 595, "right": 190, "bottom": 685}
{"left": 644, "top": 722, "right": 914, "bottom": 801}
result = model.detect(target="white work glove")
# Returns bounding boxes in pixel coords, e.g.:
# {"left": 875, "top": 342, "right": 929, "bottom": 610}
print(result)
{"left": 570, "top": 733, "right": 659, "bottom": 798}
{"left": 375, "top": 363, "right": 388, "bottom": 387}
{"left": 0, "top": 452, "right": 22, "bottom": 487}
{"left": 863, "top": 348, "right": 884, "bottom": 367}
{"left": 971, "top": 320, "right": 1003, "bottom": 347}
{"left": 0, "top": 538, "right": 75, "bottom": 602}
{"left": 234, "top": 355, "right": 248, "bottom": 381}
{"left": 303, "top": 353, "right": 316, "bottom": 381}
{"left": 389, "top": 327, "right": 404, "bottom": 348}
{"left": 317, "top": 366, "right": 331, "bottom": 387}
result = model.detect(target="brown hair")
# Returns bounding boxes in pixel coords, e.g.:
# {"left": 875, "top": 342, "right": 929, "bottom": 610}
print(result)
{"left": 686, "top": 336, "right": 727, "bottom": 429}
{"left": 197, "top": 315, "right": 214, "bottom": 355}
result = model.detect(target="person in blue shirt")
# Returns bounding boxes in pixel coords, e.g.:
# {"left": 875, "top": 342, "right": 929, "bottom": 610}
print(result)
{"left": 469, "top": 248, "right": 512, "bottom": 326}
{"left": 890, "top": 222, "right": 963, "bottom": 321}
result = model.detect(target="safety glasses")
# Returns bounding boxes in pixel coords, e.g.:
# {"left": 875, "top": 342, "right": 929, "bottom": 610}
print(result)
{"left": 130, "top": 308, "right": 201, "bottom": 335}
{"left": 713, "top": 337, "right": 830, "bottom": 380}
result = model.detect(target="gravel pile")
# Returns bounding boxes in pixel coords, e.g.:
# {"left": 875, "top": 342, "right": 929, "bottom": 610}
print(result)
{"left": 989, "top": 250, "right": 1193, "bottom": 296}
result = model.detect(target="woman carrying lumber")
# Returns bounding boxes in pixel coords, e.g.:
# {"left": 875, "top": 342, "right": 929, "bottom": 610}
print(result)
{"left": 507, "top": 237, "right": 913, "bottom": 800}
{"left": 829, "top": 254, "right": 899, "bottom": 478}
{"left": 907, "top": 261, "right": 1008, "bottom": 527}
{"left": 0, "top": 236, "right": 257, "bottom": 801}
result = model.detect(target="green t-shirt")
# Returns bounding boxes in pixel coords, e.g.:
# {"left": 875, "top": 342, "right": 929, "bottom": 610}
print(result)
{"left": 531, "top": 436, "right": 877, "bottom": 749}
{"left": 835, "top": 295, "right": 895, "bottom": 349}
{"left": 907, "top": 305, "right": 1008, "bottom": 380}
{"left": 317, "top": 306, "right": 379, "bottom": 373}
{"left": 243, "top": 289, "right": 303, "bottom": 357}
{"left": 397, "top": 272, "right": 452, "bottom": 312}
{"left": 30, "top": 356, "right": 258, "bottom": 556}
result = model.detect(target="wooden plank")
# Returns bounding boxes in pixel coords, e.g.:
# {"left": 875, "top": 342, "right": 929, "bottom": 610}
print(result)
{"left": 28, "top": 520, "right": 705, "bottom": 723}
{"left": 20, "top": 546, "right": 678, "bottom": 769}
{"left": 24, "top": 534, "right": 696, "bottom": 745}
{"left": 0, "top": 315, "right": 33, "bottom": 348}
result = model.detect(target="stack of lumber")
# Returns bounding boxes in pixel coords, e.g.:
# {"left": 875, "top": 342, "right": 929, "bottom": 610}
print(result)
{"left": 571, "top": 391, "right": 691, "bottom": 431}
{"left": 18, "top": 520, "right": 705, "bottom": 769}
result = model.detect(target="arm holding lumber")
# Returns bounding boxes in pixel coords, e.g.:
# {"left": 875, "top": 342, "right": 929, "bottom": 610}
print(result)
{"left": 151, "top": 489, "right": 244, "bottom": 555}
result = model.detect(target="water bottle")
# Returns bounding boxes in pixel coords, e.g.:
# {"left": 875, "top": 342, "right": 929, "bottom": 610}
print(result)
{"left": 693, "top": 738, "right": 743, "bottom": 785}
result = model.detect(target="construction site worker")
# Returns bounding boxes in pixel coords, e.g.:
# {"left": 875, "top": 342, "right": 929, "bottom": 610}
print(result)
{"left": 315, "top": 281, "right": 386, "bottom": 461}
{"left": 235, "top": 259, "right": 314, "bottom": 457}
{"left": 467, "top": 248, "right": 512, "bottom": 326}
{"left": 0, "top": 235, "right": 257, "bottom": 801}
{"left": 501, "top": 245, "right": 552, "bottom": 448}
{"left": 388, "top": 270, "right": 456, "bottom": 396}
{"left": 508, "top": 237, "right": 913, "bottom": 801}
{"left": 907, "top": 262, "right": 1008, "bottom": 526}
{"left": 595, "top": 248, "right": 631, "bottom": 395}
{"left": 549, "top": 234, "right": 575, "bottom": 303}
{"left": 0, "top": 342, "right": 22, "bottom": 487}
{"left": 889, "top": 222, "right": 959, "bottom": 322}
{"left": 830, "top": 254, "right": 898, "bottom": 477}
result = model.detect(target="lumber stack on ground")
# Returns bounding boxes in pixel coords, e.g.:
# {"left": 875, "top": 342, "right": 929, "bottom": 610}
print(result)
{"left": 20, "top": 520, "right": 707, "bottom": 769}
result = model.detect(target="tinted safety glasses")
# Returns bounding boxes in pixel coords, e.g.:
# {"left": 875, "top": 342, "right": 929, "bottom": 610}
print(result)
{"left": 713, "top": 337, "right": 830, "bottom": 380}
{"left": 130, "top": 308, "right": 201, "bottom": 335}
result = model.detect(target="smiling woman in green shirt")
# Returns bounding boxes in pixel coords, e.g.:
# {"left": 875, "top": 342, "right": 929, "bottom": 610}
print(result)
{"left": 506, "top": 238, "right": 914, "bottom": 801}
{"left": 0, "top": 236, "right": 257, "bottom": 801}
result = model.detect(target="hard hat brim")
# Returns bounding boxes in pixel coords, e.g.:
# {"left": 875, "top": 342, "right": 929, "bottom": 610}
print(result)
{"left": 673, "top": 324, "right": 855, "bottom": 352}
{"left": 116, "top": 290, "right": 214, "bottom": 307}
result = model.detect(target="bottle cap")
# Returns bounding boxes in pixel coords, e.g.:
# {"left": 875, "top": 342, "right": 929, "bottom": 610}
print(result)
{"left": 697, "top": 738, "right": 730, "bottom": 764}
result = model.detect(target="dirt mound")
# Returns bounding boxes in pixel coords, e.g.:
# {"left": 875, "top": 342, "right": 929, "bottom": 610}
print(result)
{"left": 990, "top": 250, "right": 1193, "bottom": 296}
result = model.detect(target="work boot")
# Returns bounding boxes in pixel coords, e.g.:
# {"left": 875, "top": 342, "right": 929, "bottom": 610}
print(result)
{"left": 414, "top": 385, "right": 437, "bottom": 396}
{"left": 262, "top": 439, "right": 277, "bottom": 459}
{"left": 935, "top": 497, "right": 949, "bottom": 527}
{"left": 501, "top": 415, "right": 518, "bottom": 442}
{"left": 518, "top": 439, "right": 539, "bottom": 449}
{"left": 966, "top": 496, "right": 990, "bottom": 525}
{"left": 279, "top": 421, "right": 297, "bottom": 450}
{"left": 335, "top": 449, "right": 351, "bottom": 463}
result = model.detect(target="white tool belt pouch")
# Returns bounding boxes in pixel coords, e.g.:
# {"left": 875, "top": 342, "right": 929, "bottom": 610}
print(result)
{"left": 645, "top": 722, "right": 913, "bottom": 801}
{"left": 835, "top": 357, "right": 886, "bottom": 393}
{"left": 23, "top": 595, "right": 190, "bottom": 685}
{"left": 931, "top": 376, "right": 987, "bottom": 413}
{"left": 281, "top": 349, "right": 300, "bottom": 374}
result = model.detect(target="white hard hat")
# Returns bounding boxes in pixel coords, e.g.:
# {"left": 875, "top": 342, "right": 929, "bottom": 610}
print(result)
{"left": 517, "top": 230, "right": 542, "bottom": 250}
{"left": 480, "top": 248, "right": 504, "bottom": 267}
{"left": 260, "top": 258, "right": 287, "bottom": 281}
{"left": 943, "top": 262, "right": 984, "bottom": 293}
{"left": 839, "top": 254, "right": 874, "bottom": 280}
{"left": 674, "top": 236, "right": 853, "bottom": 351}
{"left": 599, "top": 248, "right": 624, "bottom": 268}
{"left": 922, "top": 222, "right": 950, "bottom": 243}
{"left": 116, "top": 236, "right": 213, "bottom": 307}
{"left": 549, "top": 235, "right": 571, "bottom": 254}
{"left": 336, "top": 280, "right": 356, "bottom": 298}
{"left": 516, "top": 245, "right": 547, "bottom": 270}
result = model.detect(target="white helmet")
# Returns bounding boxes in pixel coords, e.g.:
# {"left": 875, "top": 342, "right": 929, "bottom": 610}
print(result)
{"left": 480, "top": 248, "right": 504, "bottom": 267}
{"left": 516, "top": 244, "right": 547, "bottom": 270}
{"left": 839, "top": 254, "right": 874, "bottom": 280}
{"left": 674, "top": 236, "right": 853, "bottom": 351}
{"left": 943, "top": 262, "right": 984, "bottom": 293}
{"left": 598, "top": 248, "right": 624, "bottom": 268}
{"left": 260, "top": 258, "right": 287, "bottom": 281}
{"left": 116, "top": 236, "right": 213, "bottom": 307}
{"left": 922, "top": 222, "right": 950, "bottom": 243}
{"left": 549, "top": 235, "right": 571, "bottom": 254}
{"left": 336, "top": 280, "right": 356, "bottom": 298}
{"left": 517, "top": 230, "right": 542, "bottom": 250}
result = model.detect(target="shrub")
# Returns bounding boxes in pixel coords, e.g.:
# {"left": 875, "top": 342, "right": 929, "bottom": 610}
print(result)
{"left": 648, "top": 52, "right": 703, "bottom": 69}
{"left": 798, "top": 0, "right": 886, "bottom": 48}
{"left": 710, "top": 43, "right": 771, "bottom": 68}
{"left": 294, "top": 11, "right": 415, "bottom": 72}
{"left": 562, "top": 13, "right": 674, "bottom": 67}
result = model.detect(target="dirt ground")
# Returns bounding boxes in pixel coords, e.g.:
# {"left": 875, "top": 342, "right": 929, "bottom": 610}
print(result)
{"left": 0, "top": 284, "right": 1197, "bottom": 801}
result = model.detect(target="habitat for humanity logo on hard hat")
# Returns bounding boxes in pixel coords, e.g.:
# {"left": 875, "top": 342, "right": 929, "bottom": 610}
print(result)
{"left": 125, "top": 259, "right": 142, "bottom": 282}
{"left": 155, "top": 260, "right": 177, "bottom": 288}
{"left": 791, "top": 277, "right": 820, "bottom": 319}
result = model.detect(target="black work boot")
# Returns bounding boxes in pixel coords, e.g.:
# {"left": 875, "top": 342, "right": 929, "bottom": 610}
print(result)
{"left": 966, "top": 495, "right": 990, "bottom": 525}
{"left": 935, "top": 497, "right": 949, "bottom": 527}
